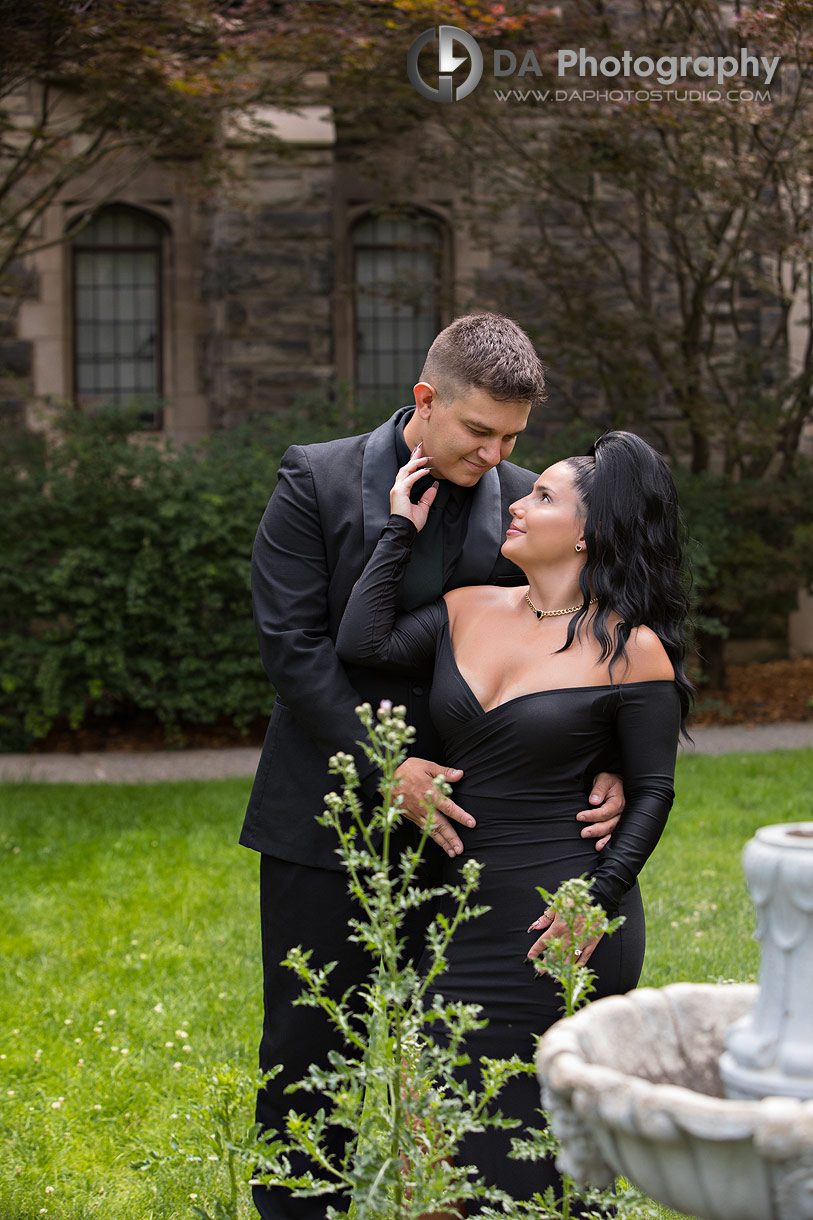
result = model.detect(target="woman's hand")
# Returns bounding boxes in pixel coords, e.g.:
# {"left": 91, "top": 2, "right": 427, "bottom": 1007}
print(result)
{"left": 525, "top": 907, "right": 604, "bottom": 971}
{"left": 390, "top": 443, "right": 438, "bottom": 533}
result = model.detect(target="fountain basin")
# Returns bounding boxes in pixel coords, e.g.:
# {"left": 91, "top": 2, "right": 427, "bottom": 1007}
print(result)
{"left": 537, "top": 982, "right": 813, "bottom": 1220}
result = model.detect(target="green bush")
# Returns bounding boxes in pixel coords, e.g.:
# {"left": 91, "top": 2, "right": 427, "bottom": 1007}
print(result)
{"left": 0, "top": 406, "right": 285, "bottom": 751}
{"left": 673, "top": 467, "right": 813, "bottom": 685}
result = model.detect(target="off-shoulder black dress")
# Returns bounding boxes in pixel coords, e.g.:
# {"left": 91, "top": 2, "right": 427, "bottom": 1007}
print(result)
{"left": 336, "top": 517, "right": 681, "bottom": 1208}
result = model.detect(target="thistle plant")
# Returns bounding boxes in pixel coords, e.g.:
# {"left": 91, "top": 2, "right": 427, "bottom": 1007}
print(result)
{"left": 247, "top": 701, "right": 529, "bottom": 1219}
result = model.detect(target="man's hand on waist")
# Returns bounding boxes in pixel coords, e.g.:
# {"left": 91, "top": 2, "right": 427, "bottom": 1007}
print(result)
{"left": 393, "top": 756, "right": 474, "bottom": 857}
{"left": 576, "top": 771, "right": 625, "bottom": 852}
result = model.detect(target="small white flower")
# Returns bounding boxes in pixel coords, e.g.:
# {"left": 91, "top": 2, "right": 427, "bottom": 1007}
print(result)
{"left": 153, "top": 1002, "right": 164, "bottom": 1014}
{"left": 120, "top": 1048, "right": 129, "bottom": 1055}
{"left": 63, "top": 1019, "right": 72, "bottom": 1026}
{"left": 107, "top": 1009, "right": 116, "bottom": 1017}
{"left": 45, "top": 1186, "right": 54, "bottom": 1194}
{"left": 175, "top": 1029, "right": 188, "bottom": 1039}
{"left": 165, "top": 1041, "right": 174, "bottom": 1048}
{"left": 182, "top": 1045, "right": 192, "bottom": 1054}
{"left": 173, "top": 1062, "right": 182, "bottom": 1070}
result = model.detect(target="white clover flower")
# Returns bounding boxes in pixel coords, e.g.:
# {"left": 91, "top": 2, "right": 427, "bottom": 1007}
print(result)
{"left": 107, "top": 1009, "right": 116, "bottom": 1017}
{"left": 173, "top": 1062, "right": 182, "bottom": 1070}
{"left": 153, "top": 1002, "right": 164, "bottom": 1014}
{"left": 165, "top": 1042, "right": 174, "bottom": 1048}
{"left": 175, "top": 1029, "right": 188, "bottom": 1039}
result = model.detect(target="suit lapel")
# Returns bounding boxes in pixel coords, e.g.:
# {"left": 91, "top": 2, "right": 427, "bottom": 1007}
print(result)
{"left": 450, "top": 465, "right": 505, "bottom": 587}
{"left": 361, "top": 406, "right": 414, "bottom": 562}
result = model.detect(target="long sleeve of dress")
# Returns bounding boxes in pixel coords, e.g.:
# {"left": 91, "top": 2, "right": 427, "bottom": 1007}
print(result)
{"left": 587, "top": 682, "right": 680, "bottom": 916}
{"left": 336, "top": 515, "right": 446, "bottom": 672}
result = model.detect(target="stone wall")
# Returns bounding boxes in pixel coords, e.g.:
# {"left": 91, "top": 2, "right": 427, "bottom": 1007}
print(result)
{"left": 205, "top": 141, "right": 337, "bottom": 426}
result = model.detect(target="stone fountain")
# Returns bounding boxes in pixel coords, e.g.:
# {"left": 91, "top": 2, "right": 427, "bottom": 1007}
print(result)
{"left": 536, "top": 823, "right": 813, "bottom": 1220}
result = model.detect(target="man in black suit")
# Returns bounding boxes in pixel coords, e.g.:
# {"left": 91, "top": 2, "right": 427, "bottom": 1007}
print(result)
{"left": 241, "top": 313, "right": 624, "bottom": 1219}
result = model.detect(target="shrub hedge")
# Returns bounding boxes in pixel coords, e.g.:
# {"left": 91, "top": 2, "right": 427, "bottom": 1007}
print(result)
{"left": 1, "top": 403, "right": 810, "bottom": 751}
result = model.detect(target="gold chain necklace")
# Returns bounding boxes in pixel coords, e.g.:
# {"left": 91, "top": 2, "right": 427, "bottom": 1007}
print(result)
{"left": 524, "top": 592, "right": 597, "bottom": 620}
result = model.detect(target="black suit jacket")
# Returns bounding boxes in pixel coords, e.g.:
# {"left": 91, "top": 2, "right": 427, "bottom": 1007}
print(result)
{"left": 240, "top": 405, "right": 536, "bottom": 868}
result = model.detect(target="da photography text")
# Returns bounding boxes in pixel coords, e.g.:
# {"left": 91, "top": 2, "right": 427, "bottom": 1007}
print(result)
{"left": 406, "top": 26, "right": 780, "bottom": 105}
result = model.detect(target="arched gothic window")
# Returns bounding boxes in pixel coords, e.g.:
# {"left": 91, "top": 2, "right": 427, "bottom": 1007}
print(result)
{"left": 352, "top": 210, "right": 449, "bottom": 402}
{"left": 72, "top": 206, "right": 165, "bottom": 422}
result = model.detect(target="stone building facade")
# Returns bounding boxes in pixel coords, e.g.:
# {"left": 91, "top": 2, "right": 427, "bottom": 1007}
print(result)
{"left": 4, "top": 97, "right": 545, "bottom": 444}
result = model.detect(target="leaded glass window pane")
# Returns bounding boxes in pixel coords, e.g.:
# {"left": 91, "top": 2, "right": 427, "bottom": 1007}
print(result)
{"left": 352, "top": 212, "right": 446, "bottom": 403}
{"left": 72, "top": 207, "right": 164, "bottom": 420}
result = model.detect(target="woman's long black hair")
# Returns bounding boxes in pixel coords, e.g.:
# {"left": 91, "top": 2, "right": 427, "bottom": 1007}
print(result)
{"left": 561, "top": 430, "right": 694, "bottom": 732}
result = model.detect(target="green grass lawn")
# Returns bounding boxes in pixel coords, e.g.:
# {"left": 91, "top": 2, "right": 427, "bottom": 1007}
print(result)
{"left": 1, "top": 749, "right": 812, "bottom": 1220}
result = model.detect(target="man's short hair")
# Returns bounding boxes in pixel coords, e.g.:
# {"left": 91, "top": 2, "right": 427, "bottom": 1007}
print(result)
{"left": 420, "top": 312, "right": 547, "bottom": 407}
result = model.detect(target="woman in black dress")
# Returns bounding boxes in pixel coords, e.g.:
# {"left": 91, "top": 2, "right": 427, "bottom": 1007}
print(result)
{"left": 336, "top": 430, "right": 692, "bottom": 1211}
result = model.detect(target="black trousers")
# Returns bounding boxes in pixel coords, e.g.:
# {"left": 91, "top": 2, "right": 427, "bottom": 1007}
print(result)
{"left": 253, "top": 837, "right": 440, "bottom": 1220}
